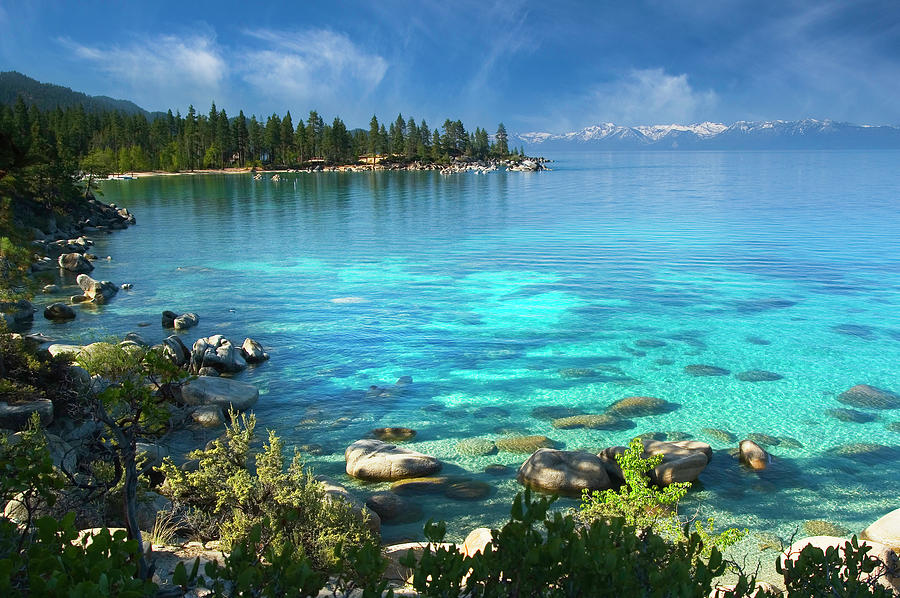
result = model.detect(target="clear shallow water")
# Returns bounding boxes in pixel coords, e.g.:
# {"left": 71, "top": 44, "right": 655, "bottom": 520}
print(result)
{"left": 33, "top": 151, "right": 900, "bottom": 548}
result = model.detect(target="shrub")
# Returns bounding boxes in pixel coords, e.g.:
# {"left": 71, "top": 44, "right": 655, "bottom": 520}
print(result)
{"left": 159, "top": 412, "right": 377, "bottom": 576}
{"left": 0, "top": 325, "right": 79, "bottom": 406}
{"left": 776, "top": 536, "right": 896, "bottom": 597}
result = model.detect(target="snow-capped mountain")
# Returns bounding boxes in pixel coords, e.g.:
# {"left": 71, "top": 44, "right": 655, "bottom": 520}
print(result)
{"left": 514, "top": 119, "right": 900, "bottom": 150}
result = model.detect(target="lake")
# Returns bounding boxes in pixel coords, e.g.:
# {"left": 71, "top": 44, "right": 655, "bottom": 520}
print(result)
{"left": 32, "top": 150, "right": 900, "bottom": 550}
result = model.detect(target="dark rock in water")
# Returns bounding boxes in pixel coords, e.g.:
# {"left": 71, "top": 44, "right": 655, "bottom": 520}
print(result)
{"left": 777, "top": 437, "right": 804, "bottom": 449}
{"left": 484, "top": 463, "right": 510, "bottom": 475}
{"left": 474, "top": 406, "right": 510, "bottom": 418}
{"left": 531, "top": 405, "right": 582, "bottom": 420}
{"left": 43, "top": 302, "right": 76, "bottom": 321}
{"left": 58, "top": 252, "right": 93, "bottom": 273}
{"left": 299, "top": 443, "right": 331, "bottom": 456}
{"left": 827, "top": 408, "right": 877, "bottom": 424}
{"left": 684, "top": 364, "right": 731, "bottom": 377}
{"left": 635, "top": 432, "right": 667, "bottom": 442}
{"left": 456, "top": 438, "right": 497, "bottom": 456}
{"left": 605, "top": 396, "right": 675, "bottom": 417}
{"left": 701, "top": 428, "right": 737, "bottom": 444}
{"left": 372, "top": 427, "right": 417, "bottom": 442}
{"left": 838, "top": 384, "right": 900, "bottom": 409}
{"left": 495, "top": 435, "right": 557, "bottom": 453}
{"left": 558, "top": 368, "right": 597, "bottom": 378}
{"left": 825, "top": 443, "right": 900, "bottom": 465}
{"left": 654, "top": 358, "right": 675, "bottom": 366}
{"left": 832, "top": 324, "right": 876, "bottom": 340}
{"left": 736, "top": 298, "right": 796, "bottom": 313}
{"left": 161, "top": 310, "right": 178, "bottom": 328}
{"left": 745, "top": 336, "right": 771, "bottom": 345}
{"left": 634, "top": 339, "right": 667, "bottom": 348}
{"left": 395, "top": 375, "right": 413, "bottom": 385}
{"left": 803, "top": 520, "right": 851, "bottom": 537}
{"left": 746, "top": 433, "right": 780, "bottom": 447}
{"left": 445, "top": 480, "right": 492, "bottom": 500}
{"left": 365, "top": 492, "right": 420, "bottom": 522}
{"left": 735, "top": 370, "right": 784, "bottom": 382}
{"left": 663, "top": 431, "right": 693, "bottom": 441}
{"left": 889, "top": 421, "right": 900, "bottom": 432}
{"left": 552, "top": 414, "right": 635, "bottom": 430}
{"left": 173, "top": 312, "right": 199, "bottom": 330}
{"left": 390, "top": 477, "right": 449, "bottom": 494}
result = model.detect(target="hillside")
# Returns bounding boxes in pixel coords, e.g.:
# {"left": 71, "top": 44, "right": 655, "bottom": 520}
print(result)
{"left": 0, "top": 71, "right": 150, "bottom": 115}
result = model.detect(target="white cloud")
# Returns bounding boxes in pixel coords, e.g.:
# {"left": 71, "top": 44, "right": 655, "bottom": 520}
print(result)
{"left": 59, "top": 34, "right": 227, "bottom": 110}
{"left": 240, "top": 29, "right": 387, "bottom": 112}
{"left": 585, "top": 68, "right": 718, "bottom": 126}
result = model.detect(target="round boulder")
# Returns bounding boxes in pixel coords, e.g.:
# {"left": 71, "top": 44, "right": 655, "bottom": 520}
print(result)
{"left": 860, "top": 508, "right": 900, "bottom": 552}
{"left": 605, "top": 396, "right": 674, "bottom": 417}
{"left": 43, "top": 302, "right": 76, "bottom": 321}
{"left": 76, "top": 274, "right": 118, "bottom": 303}
{"left": 0, "top": 399, "right": 54, "bottom": 430}
{"left": 552, "top": 414, "right": 634, "bottom": 430}
{"left": 735, "top": 370, "right": 784, "bottom": 382}
{"left": 345, "top": 439, "right": 442, "bottom": 481}
{"left": 462, "top": 527, "right": 494, "bottom": 557}
{"left": 240, "top": 338, "right": 269, "bottom": 363}
{"left": 517, "top": 449, "right": 612, "bottom": 496}
{"left": 445, "top": 480, "right": 492, "bottom": 500}
{"left": 191, "top": 405, "right": 226, "bottom": 428}
{"left": 173, "top": 312, "right": 199, "bottom": 331}
{"left": 181, "top": 376, "right": 259, "bottom": 411}
{"left": 456, "top": 437, "right": 498, "bottom": 456}
{"left": 58, "top": 252, "right": 93, "bottom": 273}
{"left": 372, "top": 427, "right": 417, "bottom": 442}
{"left": 600, "top": 439, "right": 712, "bottom": 486}
{"left": 838, "top": 384, "right": 900, "bottom": 409}
{"left": 495, "top": 435, "right": 557, "bottom": 454}
{"left": 191, "top": 335, "right": 247, "bottom": 374}
{"left": 684, "top": 364, "right": 731, "bottom": 377}
{"left": 739, "top": 439, "right": 771, "bottom": 471}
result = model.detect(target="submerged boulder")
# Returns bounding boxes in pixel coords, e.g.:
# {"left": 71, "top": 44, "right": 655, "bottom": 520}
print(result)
{"left": 345, "top": 439, "right": 442, "bottom": 481}
{"left": 837, "top": 384, "right": 900, "bottom": 409}
{"left": 43, "top": 302, "right": 76, "bottom": 321}
{"left": 495, "top": 435, "right": 557, "bottom": 454}
{"left": 517, "top": 449, "right": 612, "bottom": 496}
{"left": 605, "top": 396, "right": 675, "bottom": 417}
{"left": 735, "top": 370, "right": 784, "bottom": 382}
{"left": 181, "top": 376, "right": 258, "bottom": 411}
{"left": 684, "top": 364, "right": 731, "bottom": 377}
{"left": 552, "top": 413, "right": 634, "bottom": 430}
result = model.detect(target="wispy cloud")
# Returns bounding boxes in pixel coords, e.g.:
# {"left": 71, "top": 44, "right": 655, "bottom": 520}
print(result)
{"left": 240, "top": 29, "right": 387, "bottom": 115}
{"left": 59, "top": 33, "right": 226, "bottom": 110}
{"left": 584, "top": 68, "right": 718, "bottom": 127}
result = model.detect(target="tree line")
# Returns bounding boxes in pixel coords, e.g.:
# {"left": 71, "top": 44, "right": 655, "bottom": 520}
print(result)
{"left": 0, "top": 96, "right": 523, "bottom": 174}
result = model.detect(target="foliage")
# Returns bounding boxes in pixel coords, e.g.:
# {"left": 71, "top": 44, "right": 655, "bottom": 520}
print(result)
{"left": 159, "top": 412, "right": 377, "bottom": 575}
{"left": 580, "top": 437, "right": 746, "bottom": 554}
{"left": 776, "top": 536, "right": 896, "bottom": 597}
{"left": 0, "top": 324, "right": 78, "bottom": 405}
{"left": 404, "top": 489, "right": 755, "bottom": 597}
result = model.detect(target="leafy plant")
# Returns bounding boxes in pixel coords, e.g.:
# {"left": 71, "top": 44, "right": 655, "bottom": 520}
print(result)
{"left": 776, "top": 536, "right": 896, "bottom": 597}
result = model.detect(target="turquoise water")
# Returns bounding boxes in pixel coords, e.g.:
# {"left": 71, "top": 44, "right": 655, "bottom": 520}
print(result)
{"left": 32, "top": 151, "right": 900, "bottom": 548}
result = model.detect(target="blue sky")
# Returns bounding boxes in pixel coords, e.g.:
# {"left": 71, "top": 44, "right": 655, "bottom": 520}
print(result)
{"left": 1, "top": 0, "right": 899, "bottom": 132}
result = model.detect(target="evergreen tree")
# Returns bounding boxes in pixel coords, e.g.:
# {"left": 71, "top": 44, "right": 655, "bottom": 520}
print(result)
{"left": 280, "top": 111, "right": 293, "bottom": 164}
{"left": 494, "top": 122, "right": 509, "bottom": 157}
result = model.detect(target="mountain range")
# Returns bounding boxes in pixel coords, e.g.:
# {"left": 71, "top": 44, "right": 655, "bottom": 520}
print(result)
{"left": 0, "top": 71, "right": 154, "bottom": 116}
{"left": 514, "top": 120, "right": 900, "bottom": 150}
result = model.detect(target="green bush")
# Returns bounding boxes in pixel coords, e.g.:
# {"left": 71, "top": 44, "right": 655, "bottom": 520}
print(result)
{"left": 0, "top": 326, "right": 78, "bottom": 406}
{"left": 159, "top": 412, "right": 378, "bottom": 576}
{"left": 776, "top": 536, "right": 896, "bottom": 597}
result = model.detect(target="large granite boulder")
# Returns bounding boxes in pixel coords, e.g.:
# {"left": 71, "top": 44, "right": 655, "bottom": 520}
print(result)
{"left": 181, "top": 376, "right": 258, "bottom": 411}
{"left": 601, "top": 439, "right": 712, "bottom": 486}
{"left": 0, "top": 399, "right": 54, "bottom": 429}
{"left": 160, "top": 335, "right": 190, "bottom": 367}
{"left": 47, "top": 343, "right": 83, "bottom": 357}
{"left": 517, "top": 449, "right": 613, "bottom": 496}
{"left": 837, "top": 384, "right": 900, "bottom": 409}
{"left": 739, "top": 439, "right": 771, "bottom": 471}
{"left": 76, "top": 274, "right": 118, "bottom": 303}
{"left": 779, "top": 536, "right": 900, "bottom": 594}
{"left": 191, "top": 335, "right": 247, "bottom": 374}
{"left": 43, "top": 302, "right": 76, "bottom": 321}
{"left": 58, "top": 252, "right": 93, "bottom": 273}
{"left": 345, "top": 439, "right": 442, "bottom": 481}
{"left": 173, "top": 312, "right": 199, "bottom": 331}
{"left": 495, "top": 435, "right": 557, "bottom": 453}
{"left": 860, "top": 508, "right": 900, "bottom": 553}
{"left": 240, "top": 338, "right": 269, "bottom": 363}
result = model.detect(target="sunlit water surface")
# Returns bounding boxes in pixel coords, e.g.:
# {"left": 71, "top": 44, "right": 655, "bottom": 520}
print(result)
{"left": 32, "top": 151, "right": 900, "bottom": 557}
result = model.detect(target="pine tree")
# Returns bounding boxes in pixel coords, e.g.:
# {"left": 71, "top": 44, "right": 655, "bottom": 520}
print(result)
{"left": 494, "top": 123, "right": 509, "bottom": 157}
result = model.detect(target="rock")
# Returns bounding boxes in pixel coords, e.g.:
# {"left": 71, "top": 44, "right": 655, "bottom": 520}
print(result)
{"left": 191, "top": 405, "right": 226, "bottom": 428}
{"left": 746, "top": 433, "right": 781, "bottom": 447}
{"left": 889, "top": 421, "right": 900, "bottom": 432}
{"left": 777, "top": 436, "right": 804, "bottom": 449}
{"left": 558, "top": 368, "right": 597, "bottom": 378}
{"left": 860, "top": 508, "right": 900, "bottom": 552}
{"left": 76, "top": 274, "right": 118, "bottom": 303}
{"left": 173, "top": 312, "right": 199, "bottom": 331}
{"left": 0, "top": 299, "right": 35, "bottom": 328}
{"left": 197, "top": 367, "right": 219, "bottom": 377}
{"left": 136, "top": 492, "right": 172, "bottom": 530}
{"left": 317, "top": 476, "right": 381, "bottom": 535}
{"left": 395, "top": 375, "right": 413, "bottom": 385}
{"left": 601, "top": 440, "right": 712, "bottom": 486}
{"left": 78, "top": 528, "right": 152, "bottom": 559}
{"left": 684, "top": 364, "right": 731, "bottom": 376}
{"left": 382, "top": 542, "right": 456, "bottom": 586}
{"left": 530, "top": 405, "right": 582, "bottom": 420}
{"left": 462, "top": 527, "right": 494, "bottom": 557}
{"left": 120, "top": 283, "right": 133, "bottom": 290}
{"left": 735, "top": 370, "right": 784, "bottom": 382}
{"left": 484, "top": 464, "right": 510, "bottom": 475}
{"left": 826, "top": 408, "right": 876, "bottom": 423}
{"left": 372, "top": 427, "right": 417, "bottom": 442}
{"left": 803, "top": 520, "right": 851, "bottom": 537}
{"left": 191, "top": 335, "right": 247, "bottom": 374}
{"left": 634, "top": 339, "right": 667, "bottom": 348}
{"left": 345, "top": 439, "right": 442, "bottom": 481}
{"left": 837, "top": 384, "right": 900, "bottom": 409}
{"left": 161, "top": 310, "right": 178, "bottom": 328}
{"left": 70, "top": 295, "right": 90, "bottom": 304}
{"left": 745, "top": 336, "right": 771, "bottom": 345}
{"left": 47, "top": 343, "right": 83, "bottom": 357}
{"left": 605, "top": 396, "right": 674, "bottom": 417}
{"left": 42, "top": 284, "right": 60, "bottom": 294}
{"left": 365, "top": 492, "right": 416, "bottom": 522}
{"left": 390, "top": 477, "right": 449, "bottom": 494}
{"left": 445, "top": 480, "right": 492, "bottom": 500}
{"left": 181, "top": 376, "right": 259, "bottom": 411}
{"left": 136, "top": 442, "right": 168, "bottom": 467}
{"left": 58, "top": 252, "right": 93, "bottom": 273}
{"left": 240, "top": 338, "right": 269, "bottom": 363}
{"left": 739, "top": 440, "right": 771, "bottom": 470}
{"left": 517, "top": 449, "right": 612, "bottom": 496}
{"left": 4, "top": 491, "right": 52, "bottom": 524}
{"left": 0, "top": 399, "right": 54, "bottom": 429}
{"left": 701, "top": 428, "right": 737, "bottom": 443}
{"left": 43, "top": 302, "right": 76, "bottom": 321}
{"left": 779, "top": 536, "right": 900, "bottom": 594}
{"left": 456, "top": 438, "right": 498, "bottom": 456}
{"left": 495, "top": 435, "right": 557, "bottom": 453}
{"left": 160, "top": 335, "right": 190, "bottom": 367}
{"left": 552, "top": 413, "right": 634, "bottom": 430}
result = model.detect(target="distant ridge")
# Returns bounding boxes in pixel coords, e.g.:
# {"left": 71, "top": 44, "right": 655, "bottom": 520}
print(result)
{"left": 515, "top": 119, "right": 900, "bottom": 150}
{"left": 0, "top": 71, "right": 151, "bottom": 116}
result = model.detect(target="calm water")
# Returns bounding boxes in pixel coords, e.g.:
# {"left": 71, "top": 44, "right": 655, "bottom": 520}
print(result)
{"left": 33, "top": 151, "right": 900, "bottom": 550}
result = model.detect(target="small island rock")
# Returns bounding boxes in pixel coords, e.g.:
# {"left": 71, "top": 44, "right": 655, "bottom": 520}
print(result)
{"left": 345, "top": 439, "right": 442, "bottom": 481}
{"left": 739, "top": 439, "right": 771, "bottom": 470}
{"left": 517, "top": 449, "right": 612, "bottom": 496}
